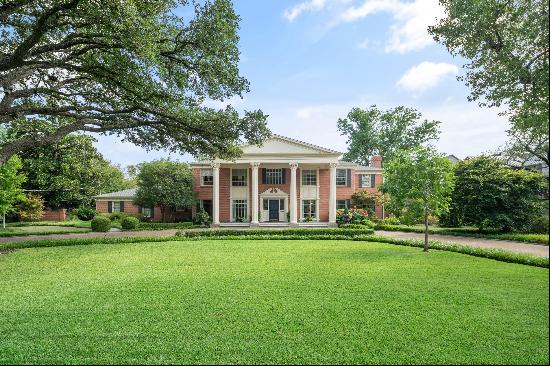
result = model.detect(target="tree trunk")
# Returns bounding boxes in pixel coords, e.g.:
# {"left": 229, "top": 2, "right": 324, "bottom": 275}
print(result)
{"left": 423, "top": 208, "right": 429, "bottom": 252}
{"left": 2, "top": 214, "right": 5, "bottom": 229}
{"left": 160, "top": 207, "right": 165, "bottom": 222}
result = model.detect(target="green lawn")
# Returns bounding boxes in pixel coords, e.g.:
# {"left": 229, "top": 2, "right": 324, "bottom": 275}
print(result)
{"left": 0, "top": 240, "right": 548, "bottom": 364}
{"left": 0, "top": 224, "right": 91, "bottom": 237}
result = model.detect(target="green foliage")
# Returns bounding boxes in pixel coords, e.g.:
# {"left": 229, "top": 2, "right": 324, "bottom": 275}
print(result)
{"left": 339, "top": 223, "right": 375, "bottom": 230}
{"left": 337, "top": 106, "right": 441, "bottom": 166}
{"left": 336, "top": 208, "right": 373, "bottom": 226}
{"left": 108, "top": 212, "right": 128, "bottom": 221}
{"left": 351, "top": 190, "right": 389, "bottom": 218}
{"left": 193, "top": 208, "right": 211, "bottom": 226}
{"left": 379, "top": 215, "right": 401, "bottom": 226}
{"left": 527, "top": 215, "right": 549, "bottom": 234}
{"left": 429, "top": 0, "right": 549, "bottom": 155}
{"left": 134, "top": 160, "right": 195, "bottom": 222}
{"left": 120, "top": 217, "right": 140, "bottom": 231}
{"left": 16, "top": 193, "right": 44, "bottom": 222}
{"left": 90, "top": 216, "right": 111, "bottom": 232}
{"left": 74, "top": 207, "right": 97, "bottom": 221}
{"left": 0, "top": 156, "right": 26, "bottom": 223}
{"left": 178, "top": 228, "right": 374, "bottom": 238}
{"left": 445, "top": 156, "right": 546, "bottom": 231}
{"left": 0, "top": 0, "right": 269, "bottom": 164}
{"left": 18, "top": 134, "right": 134, "bottom": 208}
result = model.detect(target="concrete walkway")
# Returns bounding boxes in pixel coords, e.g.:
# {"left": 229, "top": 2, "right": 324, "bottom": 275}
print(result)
{"left": 2, "top": 229, "right": 548, "bottom": 258}
{"left": 374, "top": 230, "right": 549, "bottom": 258}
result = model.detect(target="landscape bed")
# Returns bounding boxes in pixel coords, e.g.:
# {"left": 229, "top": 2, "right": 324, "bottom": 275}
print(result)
{"left": 0, "top": 239, "right": 548, "bottom": 365}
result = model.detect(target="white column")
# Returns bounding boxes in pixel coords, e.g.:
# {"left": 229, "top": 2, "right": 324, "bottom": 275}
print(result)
{"left": 329, "top": 163, "right": 337, "bottom": 226}
{"left": 212, "top": 163, "right": 220, "bottom": 226}
{"left": 289, "top": 163, "right": 298, "bottom": 225}
{"left": 251, "top": 162, "right": 260, "bottom": 225}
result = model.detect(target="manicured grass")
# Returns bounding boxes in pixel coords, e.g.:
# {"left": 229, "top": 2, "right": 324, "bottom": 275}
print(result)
{"left": 376, "top": 224, "right": 549, "bottom": 245}
{"left": 0, "top": 225, "right": 91, "bottom": 237}
{"left": 0, "top": 240, "right": 548, "bottom": 364}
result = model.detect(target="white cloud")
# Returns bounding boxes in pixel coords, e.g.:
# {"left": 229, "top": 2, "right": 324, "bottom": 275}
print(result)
{"left": 396, "top": 61, "right": 458, "bottom": 93}
{"left": 283, "top": 0, "right": 328, "bottom": 22}
{"left": 335, "top": 0, "right": 445, "bottom": 53}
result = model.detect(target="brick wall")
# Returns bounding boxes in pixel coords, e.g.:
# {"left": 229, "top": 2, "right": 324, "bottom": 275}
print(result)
{"left": 42, "top": 208, "right": 67, "bottom": 221}
{"left": 318, "top": 169, "right": 330, "bottom": 222}
{"left": 95, "top": 200, "right": 189, "bottom": 222}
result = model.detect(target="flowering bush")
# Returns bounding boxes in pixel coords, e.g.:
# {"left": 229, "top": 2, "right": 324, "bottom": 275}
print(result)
{"left": 336, "top": 207, "right": 372, "bottom": 227}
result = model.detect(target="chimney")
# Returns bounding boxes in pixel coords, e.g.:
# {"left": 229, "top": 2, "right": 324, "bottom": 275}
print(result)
{"left": 371, "top": 155, "right": 382, "bottom": 168}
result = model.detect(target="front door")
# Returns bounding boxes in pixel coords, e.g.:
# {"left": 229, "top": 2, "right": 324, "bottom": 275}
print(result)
{"left": 268, "top": 200, "right": 279, "bottom": 221}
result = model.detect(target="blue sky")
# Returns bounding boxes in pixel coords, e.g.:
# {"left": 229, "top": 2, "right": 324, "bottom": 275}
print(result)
{"left": 94, "top": 0, "right": 510, "bottom": 167}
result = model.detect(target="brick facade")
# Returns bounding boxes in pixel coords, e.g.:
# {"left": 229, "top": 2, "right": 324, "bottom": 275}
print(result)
{"left": 95, "top": 199, "right": 190, "bottom": 222}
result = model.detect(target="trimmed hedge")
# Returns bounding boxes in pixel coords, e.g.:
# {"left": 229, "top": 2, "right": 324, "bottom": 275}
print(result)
{"left": 90, "top": 216, "right": 111, "bottom": 232}
{"left": 375, "top": 224, "right": 549, "bottom": 245}
{"left": 177, "top": 228, "right": 375, "bottom": 238}
{"left": 1, "top": 233, "right": 547, "bottom": 268}
{"left": 136, "top": 222, "right": 201, "bottom": 230}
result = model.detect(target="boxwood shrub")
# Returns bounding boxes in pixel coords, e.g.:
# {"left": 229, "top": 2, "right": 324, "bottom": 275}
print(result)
{"left": 91, "top": 216, "right": 111, "bottom": 232}
{"left": 121, "top": 217, "right": 140, "bottom": 230}
{"left": 177, "top": 228, "right": 374, "bottom": 238}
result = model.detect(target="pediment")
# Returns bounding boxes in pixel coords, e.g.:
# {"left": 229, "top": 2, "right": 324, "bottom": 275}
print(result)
{"left": 241, "top": 135, "right": 341, "bottom": 156}
{"left": 260, "top": 188, "right": 288, "bottom": 196}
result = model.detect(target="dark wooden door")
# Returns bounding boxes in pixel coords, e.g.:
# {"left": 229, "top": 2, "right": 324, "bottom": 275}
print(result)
{"left": 268, "top": 200, "right": 279, "bottom": 221}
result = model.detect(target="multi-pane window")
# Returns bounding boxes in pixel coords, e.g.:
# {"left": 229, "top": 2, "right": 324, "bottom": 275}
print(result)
{"left": 336, "top": 200, "right": 348, "bottom": 210}
{"left": 112, "top": 201, "right": 121, "bottom": 213}
{"left": 232, "top": 169, "right": 247, "bottom": 186}
{"left": 302, "top": 199, "right": 316, "bottom": 220}
{"left": 232, "top": 200, "right": 248, "bottom": 222}
{"left": 360, "top": 174, "right": 371, "bottom": 188}
{"left": 201, "top": 168, "right": 213, "bottom": 186}
{"left": 141, "top": 207, "right": 152, "bottom": 218}
{"left": 301, "top": 169, "right": 317, "bottom": 186}
{"left": 336, "top": 169, "right": 347, "bottom": 186}
{"left": 265, "top": 168, "right": 283, "bottom": 184}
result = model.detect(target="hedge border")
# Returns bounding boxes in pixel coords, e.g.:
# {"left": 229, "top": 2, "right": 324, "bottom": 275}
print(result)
{"left": 375, "top": 224, "right": 549, "bottom": 245}
{"left": 1, "top": 231, "right": 547, "bottom": 268}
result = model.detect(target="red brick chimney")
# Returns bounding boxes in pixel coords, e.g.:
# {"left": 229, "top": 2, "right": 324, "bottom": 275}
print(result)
{"left": 371, "top": 155, "right": 383, "bottom": 168}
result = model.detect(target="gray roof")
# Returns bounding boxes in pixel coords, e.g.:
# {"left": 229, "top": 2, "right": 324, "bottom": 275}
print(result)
{"left": 94, "top": 188, "right": 137, "bottom": 199}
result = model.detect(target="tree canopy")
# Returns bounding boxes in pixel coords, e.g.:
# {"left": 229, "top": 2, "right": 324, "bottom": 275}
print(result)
{"left": 441, "top": 155, "right": 546, "bottom": 232}
{"left": 134, "top": 159, "right": 195, "bottom": 222}
{"left": 19, "top": 134, "right": 134, "bottom": 208}
{"left": 337, "top": 106, "right": 441, "bottom": 166}
{"left": 0, "top": 0, "right": 270, "bottom": 164}
{"left": 382, "top": 146, "right": 455, "bottom": 251}
{"left": 429, "top": 0, "right": 549, "bottom": 165}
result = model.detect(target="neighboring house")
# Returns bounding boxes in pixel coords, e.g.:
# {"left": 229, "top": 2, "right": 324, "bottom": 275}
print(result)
{"left": 191, "top": 135, "right": 384, "bottom": 227}
{"left": 446, "top": 154, "right": 460, "bottom": 165}
{"left": 94, "top": 188, "right": 192, "bottom": 222}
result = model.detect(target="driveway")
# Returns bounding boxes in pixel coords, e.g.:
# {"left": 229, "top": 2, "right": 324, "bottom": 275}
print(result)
{"left": 375, "top": 230, "right": 549, "bottom": 258}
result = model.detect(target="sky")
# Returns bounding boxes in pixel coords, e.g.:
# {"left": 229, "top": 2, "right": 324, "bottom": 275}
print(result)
{"left": 94, "top": 0, "right": 511, "bottom": 167}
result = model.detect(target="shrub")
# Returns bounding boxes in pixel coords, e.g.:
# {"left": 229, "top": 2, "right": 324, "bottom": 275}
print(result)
{"left": 336, "top": 208, "right": 370, "bottom": 226}
{"left": 528, "top": 216, "right": 549, "bottom": 234}
{"left": 74, "top": 207, "right": 97, "bottom": 221}
{"left": 121, "top": 216, "right": 140, "bottom": 230}
{"left": 380, "top": 215, "right": 400, "bottom": 226}
{"left": 193, "top": 208, "right": 210, "bottom": 226}
{"left": 177, "top": 228, "right": 375, "bottom": 238}
{"left": 91, "top": 216, "right": 111, "bottom": 232}
{"left": 17, "top": 194, "right": 44, "bottom": 221}
{"left": 109, "top": 212, "right": 128, "bottom": 221}
{"left": 339, "top": 223, "right": 375, "bottom": 230}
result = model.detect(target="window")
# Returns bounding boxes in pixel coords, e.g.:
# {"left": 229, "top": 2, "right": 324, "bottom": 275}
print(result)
{"left": 265, "top": 168, "right": 283, "bottom": 184}
{"left": 336, "top": 200, "right": 348, "bottom": 210}
{"left": 336, "top": 169, "right": 347, "bottom": 186}
{"left": 302, "top": 170, "right": 317, "bottom": 186}
{"left": 201, "top": 168, "right": 213, "bottom": 186}
{"left": 232, "top": 200, "right": 248, "bottom": 222}
{"left": 360, "top": 174, "right": 375, "bottom": 188}
{"left": 232, "top": 169, "right": 247, "bottom": 186}
{"left": 279, "top": 199, "right": 285, "bottom": 211}
{"left": 263, "top": 199, "right": 268, "bottom": 210}
{"left": 199, "top": 200, "right": 213, "bottom": 218}
{"left": 112, "top": 201, "right": 121, "bottom": 213}
{"left": 302, "top": 199, "right": 316, "bottom": 220}
{"left": 141, "top": 207, "right": 152, "bottom": 218}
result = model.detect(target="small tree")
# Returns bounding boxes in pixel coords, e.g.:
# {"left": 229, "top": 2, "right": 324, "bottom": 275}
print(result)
{"left": 17, "top": 194, "right": 45, "bottom": 222}
{"left": 351, "top": 190, "right": 390, "bottom": 218}
{"left": 382, "top": 147, "right": 455, "bottom": 252}
{"left": 134, "top": 160, "right": 195, "bottom": 222}
{"left": 0, "top": 156, "right": 26, "bottom": 227}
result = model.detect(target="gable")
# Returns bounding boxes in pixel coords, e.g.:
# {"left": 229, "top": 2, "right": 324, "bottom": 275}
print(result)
{"left": 241, "top": 135, "right": 341, "bottom": 156}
